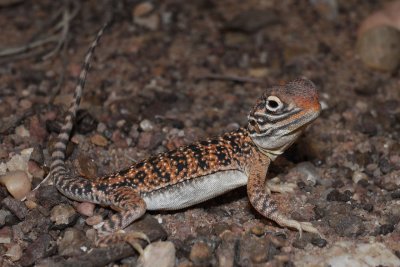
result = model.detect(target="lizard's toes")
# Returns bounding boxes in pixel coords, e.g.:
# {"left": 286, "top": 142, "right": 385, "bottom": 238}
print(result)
{"left": 298, "top": 221, "right": 323, "bottom": 238}
{"left": 96, "top": 231, "right": 150, "bottom": 255}
{"left": 266, "top": 181, "right": 297, "bottom": 194}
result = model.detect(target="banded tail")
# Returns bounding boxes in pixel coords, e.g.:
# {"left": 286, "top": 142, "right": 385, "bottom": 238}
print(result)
{"left": 50, "top": 24, "right": 108, "bottom": 197}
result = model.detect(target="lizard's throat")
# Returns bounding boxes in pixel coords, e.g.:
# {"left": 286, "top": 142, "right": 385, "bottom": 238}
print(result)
{"left": 256, "top": 141, "right": 294, "bottom": 161}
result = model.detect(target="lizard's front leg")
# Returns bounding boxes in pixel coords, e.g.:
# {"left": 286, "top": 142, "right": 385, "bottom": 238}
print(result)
{"left": 246, "top": 153, "right": 320, "bottom": 236}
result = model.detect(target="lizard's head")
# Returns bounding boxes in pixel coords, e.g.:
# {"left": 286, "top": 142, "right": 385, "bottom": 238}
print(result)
{"left": 247, "top": 78, "right": 321, "bottom": 160}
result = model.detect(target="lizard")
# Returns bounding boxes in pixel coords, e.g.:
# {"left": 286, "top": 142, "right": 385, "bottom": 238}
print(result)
{"left": 50, "top": 25, "right": 322, "bottom": 248}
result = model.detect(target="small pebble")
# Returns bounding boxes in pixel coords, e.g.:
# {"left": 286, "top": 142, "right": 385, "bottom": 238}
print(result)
{"left": 28, "top": 160, "right": 45, "bottom": 179}
{"left": 15, "top": 125, "right": 30, "bottom": 137}
{"left": 140, "top": 119, "right": 154, "bottom": 132}
{"left": 0, "top": 171, "right": 32, "bottom": 200}
{"left": 58, "top": 228, "right": 89, "bottom": 257}
{"left": 50, "top": 204, "right": 77, "bottom": 227}
{"left": 352, "top": 171, "right": 368, "bottom": 184}
{"left": 391, "top": 190, "right": 400, "bottom": 199}
{"left": 0, "top": 226, "right": 12, "bottom": 243}
{"left": 76, "top": 202, "right": 95, "bottom": 217}
{"left": 250, "top": 225, "right": 265, "bottom": 236}
{"left": 311, "top": 237, "right": 328, "bottom": 248}
{"left": 90, "top": 134, "right": 108, "bottom": 147}
{"left": 310, "top": 0, "right": 338, "bottom": 20}
{"left": 377, "top": 224, "right": 395, "bottom": 235}
{"left": 5, "top": 243, "right": 23, "bottom": 261}
{"left": 76, "top": 154, "right": 98, "bottom": 179}
{"left": 19, "top": 99, "right": 32, "bottom": 110}
{"left": 19, "top": 234, "right": 53, "bottom": 266}
{"left": 357, "top": 25, "right": 400, "bottom": 72}
{"left": 29, "top": 145, "right": 44, "bottom": 165}
{"left": 138, "top": 241, "right": 176, "bottom": 267}
{"left": 133, "top": 2, "right": 154, "bottom": 17}
{"left": 189, "top": 241, "right": 212, "bottom": 266}
{"left": 24, "top": 199, "right": 37, "bottom": 210}
{"left": 85, "top": 215, "right": 103, "bottom": 226}
{"left": 326, "top": 189, "right": 351, "bottom": 202}
{"left": 133, "top": 4, "right": 160, "bottom": 31}
{"left": 293, "top": 162, "right": 320, "bottom": 186}
{"left": 1, "top": 196, "right": 28, "bottom": 220}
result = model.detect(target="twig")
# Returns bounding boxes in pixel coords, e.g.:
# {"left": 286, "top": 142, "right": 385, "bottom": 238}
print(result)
{"left": 0, "top": 0, "right": 80, "bottom": 61}
{"left": 42, "top": 8, "right": 71, "bottom": 60}
{"left": 0, "top": 35, "right": 59, "bottom": 57}
{"left": 195, "top": 73, "right": 263, "bottom": 84}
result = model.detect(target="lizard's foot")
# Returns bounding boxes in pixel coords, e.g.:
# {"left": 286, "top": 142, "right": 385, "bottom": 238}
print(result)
{"left": 270, "top": 213, "right": 321, "bottom": 238}
{"left": 265, "top": 178, "right": 296, "bottom": 195}
{"left": 96, "top": 230, "right": 150, "bottom": 255}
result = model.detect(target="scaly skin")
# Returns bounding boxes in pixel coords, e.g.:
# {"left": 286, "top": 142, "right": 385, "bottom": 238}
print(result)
{"left": 50, "top": 25, "right": 321, "bottom": 238}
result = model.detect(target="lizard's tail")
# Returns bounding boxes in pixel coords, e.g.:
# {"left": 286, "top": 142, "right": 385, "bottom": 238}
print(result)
{"left": 50, "top": 23, "right": 108, "bottom": 194}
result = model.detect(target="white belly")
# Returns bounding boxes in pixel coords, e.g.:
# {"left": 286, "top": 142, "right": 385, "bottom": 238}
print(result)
{"left": 142, "top": 170, "right": 248, "bottom": 210}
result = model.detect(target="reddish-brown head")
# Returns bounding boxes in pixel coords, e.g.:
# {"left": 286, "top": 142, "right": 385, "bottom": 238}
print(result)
{"left": 248, "top": 78, "right": 321, "bottom": 158}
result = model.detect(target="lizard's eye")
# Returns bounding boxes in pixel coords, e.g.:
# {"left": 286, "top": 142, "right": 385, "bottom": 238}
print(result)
{"left": 266, "top": 96, "right": 283, "bottom": 112}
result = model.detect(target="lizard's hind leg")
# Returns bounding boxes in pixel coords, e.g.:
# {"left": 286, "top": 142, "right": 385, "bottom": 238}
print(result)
{"left": 94, "top": 186, "right": 149, "bottom": 254}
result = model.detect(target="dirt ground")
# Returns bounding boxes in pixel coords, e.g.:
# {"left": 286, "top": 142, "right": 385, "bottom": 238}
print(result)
{"left": 0, "top": 0, "right": 400, "bottom": 266}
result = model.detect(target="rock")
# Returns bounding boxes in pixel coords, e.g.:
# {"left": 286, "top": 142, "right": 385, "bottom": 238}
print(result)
{"left": 15, "top": 125, "right": 30, "bottom": 137}
{"left": 133, "top": 2, "right": 154, "bottom": 17}
{"left": 0, "top": 209, "right": 15, "bottom": 227}
{"left": 111, "top": 130, "right": 129, "bottom": 148}
{"left": 85, "top": 215, "right": 103, "bottom": 226}
{"left": 139, "top": 119, "right": 154, "bottom": 132}
{"left": 138, "top": 241, "right": 176, "bottom": 267}
{"left": 0, "top": 147, "right": 8, "bottom": 159}
{"left": 216, "top": 231, "right": 237, "bottom": 267}
{"left": 58, "top": 228, "right": 90, "bottom": 257}
{"left": 326, "top": 214, "right": 364, "bottom": 237}
{"left": 310, "top": 237, "right": 328, "bottom": 248}
{"left": 137, "top": 131, "right": 164, "bottom": 150}
{"left": 225, "top": 9, "right": 280, "bottom": 33}
{"left": 126, "top": 214, "right": 168, "bottom": 243}
{"left": 0, "top": 171, "right": 32, "bottom": 200}
{"left": 76, "top": 154, "right": 98, "bottom": 179}
{"left": 375, "top": 223, "right": 395, "bottom": 235}
{"left": 29, "top": 145, "right": 45, "bottom": 165}
{"left": 37, "top": 185, "right": 68, "bottom": 209}
{"left": 75, "top": 110, "right": 98, "bottom": 134}
{"left": 250, "top": 225, "right": 265, "bottom": 236}
{"left": 29, "top": 116, "right": 47, "bottom": 142}
{"left": 75, "top": 202, "right": 95, "bottom": 217}
{"left": 294, "top": 241, "right": 400, "bottom": 267}
{"left": 19, "top": 234, "right": 55, "bottom": 266}
{"left": 189, "top": 241, "right": 212, "bottom": 266}
{"left": 293, "top": 162, "right": 321, "bottom": 186}
{"left": 239, "top": 234, "right": 275, "bottom": 265}
{"left": 27, "top": 160, "right": 45, "bottom": 179}
{"left": 352, "top": 171, "right": 368, "bottom": 184}
{"left": 358, "top": 113, "right": 378, "bottom": 136}
{"left": 309, "top": 0, "right": 338, "bottom": 20}
{"left": 0, "top": 226, "right": 12, "bottom": 243}
{"left": 50, "top": 204, "right": 78, "bottom": 230}
{"left": 1, "top": 196, "right": 28, "bottom": 220}
{"left": 2, "top": 147, "right": 33, "bottom": 174}
{"left": 358, "top": 1, "right": 400, "bottom": 36}
{"left": 326, "top": 189, "right": 352, "bottom": 202}
{"left": 133, "top": 2, "right": 159, "bottom": 30}
{"left": 4, "top": 243, "right": 22, "bottom": 262}
{"left": 90, "top": 134, "right": 108, "bottom": 147}
{"left": 357, "top": 26, "right": 400, "bottom": 72}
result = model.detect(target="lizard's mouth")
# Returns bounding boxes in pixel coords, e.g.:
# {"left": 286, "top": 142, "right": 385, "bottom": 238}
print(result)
{"left": 248, "top": 119, "right": 261, "bottom": 134}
